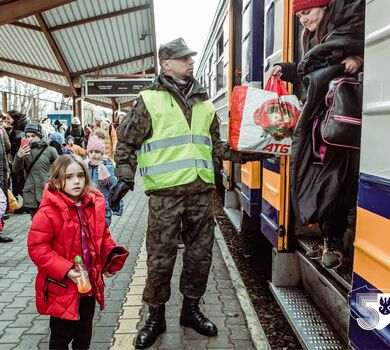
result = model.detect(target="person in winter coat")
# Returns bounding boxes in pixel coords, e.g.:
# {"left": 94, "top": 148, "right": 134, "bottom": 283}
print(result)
{"left": 271, "top": 0, "right": 364, "bottom": 269}
{"left": 109, "top": 37, "right": 264, "bottom": 349}
{"left": 40, "top": 117, "right": 55, "bottom": 138}
{"left": 92, "top": 114, "right": 118, "bottom": 162}
{"left": 65, "top": 117, "right": 86, "bottom": 148}
{"left": 27, "top": 154, "right": 129, "bottom": 349}
{"left": 0, "top": 117, "right": 10, "bottom": 212}
{"left": 6, "top": 110, "right": 29, "bottom": 199}
{"left": 50, "top": 132, "right": 73, "bottom": 156}
{"left": 0, "top": 188, "right": 12, "bottom": 243}
{"left": 83, "top": 124, "right": 92, "bottom": 141}
{"left": 12, "top": 122, "right": 58, "bottom": 218}
{"left": 53, "top": 119, "right": 66, "bottom": 136}
{"left": 84, "top": 136, "right": 123, "bottom": 227}
{"left": 65, "top": 135, "right": 87, "bottom": 157}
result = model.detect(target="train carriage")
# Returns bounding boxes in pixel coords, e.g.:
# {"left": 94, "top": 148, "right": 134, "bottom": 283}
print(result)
{"left": 196, "top": 0, "right": 390, "bottom": 348}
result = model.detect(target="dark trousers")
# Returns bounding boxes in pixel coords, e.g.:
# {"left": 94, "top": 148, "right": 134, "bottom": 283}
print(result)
{"left": 49, "top": 296, "right": 96, "bottom": 349}
{"left": 320, "top": 212, "right": 349, "bottom": 239}
{"left": 27, "top": 207, "right": 39, "bottom": 219}
{"left": 143, "top": 192, "right": 215, "bottom": 306}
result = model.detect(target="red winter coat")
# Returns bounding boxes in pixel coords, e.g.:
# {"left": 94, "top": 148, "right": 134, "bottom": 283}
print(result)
{"left": 27, "top": 186, "right": 128, "bottom": 320}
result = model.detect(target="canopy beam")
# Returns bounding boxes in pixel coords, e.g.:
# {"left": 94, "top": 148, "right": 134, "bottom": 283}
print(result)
{"left": 0, "top": 0, "right": 76, "bottom": 26}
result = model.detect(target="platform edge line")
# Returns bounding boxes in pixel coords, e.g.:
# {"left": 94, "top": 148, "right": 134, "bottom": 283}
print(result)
{"left": 214, "top": 223, "right": 271, "bottom": 350}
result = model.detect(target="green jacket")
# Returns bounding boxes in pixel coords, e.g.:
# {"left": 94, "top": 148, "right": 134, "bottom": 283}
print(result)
{"left": 115, "top": 73, "right": 234, "bottom": 195}
{"left": 12, "top": 139, "right": 58, "bottom": 208}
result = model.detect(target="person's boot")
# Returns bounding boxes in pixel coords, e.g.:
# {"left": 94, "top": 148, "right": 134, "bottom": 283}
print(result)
{"left": 180, "top": 297, "right": 218, "bottom": 336}
{"left": 135, "top": 305, "right": 166, "bottom": 349}
{"left": 13, "top": 206, "right": 27, "bottom": 214}
{"left": 322, "top": 236, "right": 343, "bottom": 269}
{"left": 306, "top": 241, "right": 323, "bottom": 259}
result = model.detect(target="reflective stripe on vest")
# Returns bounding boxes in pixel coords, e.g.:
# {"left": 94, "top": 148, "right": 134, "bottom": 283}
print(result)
{"left": 138, "top": 89, "right": 215, "bottom": 191}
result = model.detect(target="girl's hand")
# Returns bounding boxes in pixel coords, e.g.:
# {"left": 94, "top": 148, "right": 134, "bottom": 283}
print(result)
{"left": 271, "top": 65, "right": 283, "bottom": 78}
{"left": 16, "top": 145, "right": 30, "bottom": 158}
{"left": 341, "top": 56, "right": 364, "bottom": 74}
{"left": 104, "top": 271, "right": 116, "bottom": 278}
{"left": 67, "top": 269, "right": 81, "bottom": 283}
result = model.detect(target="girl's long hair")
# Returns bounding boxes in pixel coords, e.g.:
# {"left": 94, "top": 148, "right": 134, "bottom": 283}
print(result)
{"left": 301, "top": 7, "right": 331, "bottom": 55}
{"left": 49, "top": 154, "right": 92, "bottom": 199}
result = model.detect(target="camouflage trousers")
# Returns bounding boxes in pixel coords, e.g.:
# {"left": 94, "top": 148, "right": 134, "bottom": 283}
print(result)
{"left": 142, "top": 192, "right": 215, "bottom": 306}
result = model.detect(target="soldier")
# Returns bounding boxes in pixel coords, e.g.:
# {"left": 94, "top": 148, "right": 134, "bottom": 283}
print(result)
{"left": 109, "top": 37, "right": 262, "bottom": 349}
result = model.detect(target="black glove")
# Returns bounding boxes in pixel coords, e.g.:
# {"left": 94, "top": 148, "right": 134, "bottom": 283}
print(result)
{"left": 240, "top": 153, "right": 270, "bottom": 163}
{"left": 229, "top": 150, "right": 268, "bottom": 164}
{"left": 109, "top": 180, "right": 134, "bottom": 212}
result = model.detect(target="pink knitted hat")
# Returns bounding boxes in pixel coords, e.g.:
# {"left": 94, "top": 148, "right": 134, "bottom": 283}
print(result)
{"left": 87, "top": 135, "right": 105, "bottom": 153}
{"left": 292, "top": 0, "right": 331, "bottom": 14}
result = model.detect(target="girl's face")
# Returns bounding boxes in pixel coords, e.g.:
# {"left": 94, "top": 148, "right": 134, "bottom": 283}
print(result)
{"left": 296, "top": 7, "right": 326, "bottom": 32}
{"left": 6, "top": 115, "right": 14, "bottom": 127}
{"left": 88, "top": 150, "right": 103, "bottom": 161}
{"left": 63, "top": 162, "right": 86, "bottom": 202}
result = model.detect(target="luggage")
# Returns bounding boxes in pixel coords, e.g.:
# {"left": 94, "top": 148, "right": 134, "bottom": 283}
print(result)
{"left": 320, "top": 77, "right": 362, "bottom": 149}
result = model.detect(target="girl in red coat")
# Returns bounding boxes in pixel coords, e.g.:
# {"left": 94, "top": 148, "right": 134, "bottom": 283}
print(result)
{"left": 28, "top": 154, "right": 128, "bottom": 349}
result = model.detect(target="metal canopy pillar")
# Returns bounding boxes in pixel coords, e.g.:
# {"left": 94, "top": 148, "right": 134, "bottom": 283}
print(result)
{"left": 72, "top": 96, "right": 82, "bottom": 123}
{"left": 1, "top": 92, "right": 7, "bottom": 113}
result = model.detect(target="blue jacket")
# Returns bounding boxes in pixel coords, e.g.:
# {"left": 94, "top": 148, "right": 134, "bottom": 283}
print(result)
{"left": 87, "top": 159, "right": 123, "bottom": 226}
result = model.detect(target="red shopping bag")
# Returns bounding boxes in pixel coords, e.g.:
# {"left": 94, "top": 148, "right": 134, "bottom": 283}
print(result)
{"left": 254, "top": 76, "right": 300, "bottom": 140}
{"left": 229, "top": 77, "right": 301, "bottom": 155}
{"left": 264, "top": 76, "right": 289, "bottom": 96}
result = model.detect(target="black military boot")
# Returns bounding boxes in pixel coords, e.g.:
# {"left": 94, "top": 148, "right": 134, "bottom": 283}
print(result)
{"left": 135, "top": 305, "right": 166, "bottom": 349}
{"left": 180, "top": 297, "right": 218, "bottom": 336}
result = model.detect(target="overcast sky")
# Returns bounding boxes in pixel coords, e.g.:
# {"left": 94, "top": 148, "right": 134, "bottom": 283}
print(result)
{"left": 153, "top": 0, "right": 220, "bottom": 69}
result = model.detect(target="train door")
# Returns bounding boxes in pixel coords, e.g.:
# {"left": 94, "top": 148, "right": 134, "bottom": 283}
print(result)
{"left": 223, "top": 0, "right": 264, "bottom": 232}
{"left": 349, "top": 0, "right": 390, "bottom": 348}
{"left": 261, "top": 0, "right": 292, "bottom": 251}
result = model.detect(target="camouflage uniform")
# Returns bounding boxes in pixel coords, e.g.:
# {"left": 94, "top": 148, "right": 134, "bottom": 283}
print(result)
{"left": 115, "top": 46, "right": 244, "bottom": 306}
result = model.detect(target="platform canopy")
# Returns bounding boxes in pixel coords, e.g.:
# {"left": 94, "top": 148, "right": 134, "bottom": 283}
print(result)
{"left": 0, "top": 0, "right": 157, "bottom": 110}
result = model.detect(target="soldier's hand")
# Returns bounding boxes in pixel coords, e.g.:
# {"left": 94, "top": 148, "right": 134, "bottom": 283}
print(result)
{"left": 109, "top": 180, "right": 134, "bottom": 212}
{"left": 229, "top": 150, "right": 269, "bottom": 164}
{"left": 241, "top": 152, "right": 270, "bottom": 163}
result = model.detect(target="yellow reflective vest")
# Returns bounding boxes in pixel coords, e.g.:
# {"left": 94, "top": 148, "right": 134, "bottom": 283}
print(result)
{"left": 137, "top": 89, "right": 215, "bottom": 191}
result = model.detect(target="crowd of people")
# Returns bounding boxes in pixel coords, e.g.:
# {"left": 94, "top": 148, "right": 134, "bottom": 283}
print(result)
{"left": 0, "top": 110, "right": 122, "bottom": 236}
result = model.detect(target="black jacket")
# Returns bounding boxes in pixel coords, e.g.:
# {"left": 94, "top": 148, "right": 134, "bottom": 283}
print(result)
{"left": 284, "top": 0, "right": 365, "bottom": 225}
{"left": 65, "top": 124, "right": 85, "bottom": 147}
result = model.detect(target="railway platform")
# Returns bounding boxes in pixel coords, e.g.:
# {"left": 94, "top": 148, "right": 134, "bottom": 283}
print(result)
{"left": 0, "top": 178, "right": 270, "bottom": 350}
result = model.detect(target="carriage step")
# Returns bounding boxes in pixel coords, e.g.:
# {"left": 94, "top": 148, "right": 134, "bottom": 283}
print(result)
{"left": 223, "top": 207, "right": 242, "bottom": 232}
{"left": 269, "top": 284, "right": 346, "bottom": 350}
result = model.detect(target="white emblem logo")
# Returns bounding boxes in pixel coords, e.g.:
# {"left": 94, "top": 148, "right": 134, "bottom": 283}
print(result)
{"left": 350, "top": 286, "right": 390, "bottom": 330}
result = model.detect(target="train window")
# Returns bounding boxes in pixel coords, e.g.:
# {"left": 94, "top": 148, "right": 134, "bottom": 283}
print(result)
{"left": 217, "top": 33, "right": 224, "bottom": 59}
{"left": 265, "top": 2, "right": 275, "bottom": 59}
{"left": 208, "top": 54, "right": 214, "bottom": 96}
{"left": 216, "top": 60, "right": 224, "bottom": 91}
{"left": 216, "top": 32, "right": 224, "bottom": 91}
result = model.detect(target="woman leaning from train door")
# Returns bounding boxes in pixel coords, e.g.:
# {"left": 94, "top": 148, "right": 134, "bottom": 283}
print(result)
{"left": 271, "top": 0, "right": 365, "bottom": 269}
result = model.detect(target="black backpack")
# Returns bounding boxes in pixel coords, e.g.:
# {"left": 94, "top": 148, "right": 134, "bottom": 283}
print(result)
{"left": 320, "top": 77, "right": 363, "bottom": 149}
